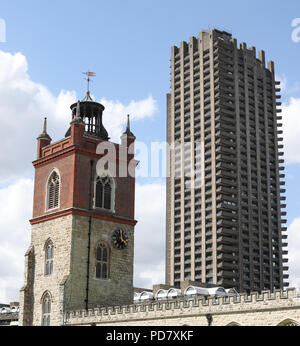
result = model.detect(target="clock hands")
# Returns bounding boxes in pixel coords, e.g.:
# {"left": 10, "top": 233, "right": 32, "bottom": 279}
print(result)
{"left": 113, "top": 229, "right": 128, "bottom": 249}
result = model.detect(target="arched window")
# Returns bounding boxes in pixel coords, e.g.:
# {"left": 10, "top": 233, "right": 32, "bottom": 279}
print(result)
{"left": 277, "top": 319, "right": 299, "bottom": 326}
{"left": 47, "top": 170, "right": 60, "bottom": 210}
{"left": 45, "top": 240, "right": 54, "bottom": 275}
{"left": 95, "top": 176, "right": 114, "bottom": 210}
{"left": 226, "top": 322, "right": 241, "bottom": 326}
{"left": 95, "top": 243, "right": 109, "bottom": 279}
{"left": 41, "top": 292, "right": 51, "bottom": 326}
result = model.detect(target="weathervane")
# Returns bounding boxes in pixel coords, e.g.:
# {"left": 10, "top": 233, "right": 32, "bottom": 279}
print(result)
{"left": 82, "top": 71, "right": 96, "bottom": 93}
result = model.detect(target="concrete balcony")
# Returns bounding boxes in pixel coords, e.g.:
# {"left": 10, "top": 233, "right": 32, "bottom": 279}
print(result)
{"left": 216, "top": 227, "right": 237, "bottom": 237}
{"left": 217, "top": 243, "right": 238, "bottom": 253}
{"left": 215, "top": 161, "right": 235, "bottom": 170}
{"left": 217, "top": 262, "right": 238, "bottom": 270}
{"left": 216, "top": 185, "right": 237, "bottom": 194}
{"left": 216, "top": 177, "right": 236, "bottom": 187}
{"left": 215, "top": 153, "right": 237, "bottom": 164}
{"left": 217, "top": 252, "right": 237, "bottom": 261}
{"left": 218, "top": 270, "right": 239, "bottom": 279}
{"left": 217, "top": 235, "right": 238, "bottom": 246}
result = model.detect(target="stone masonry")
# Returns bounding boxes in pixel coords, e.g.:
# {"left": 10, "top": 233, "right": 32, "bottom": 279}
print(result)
{"left": 19, "top": 214, "right": 135, "bottom": 326}
{"left": 64, "top": 288, "right": 300, "bottom": 326}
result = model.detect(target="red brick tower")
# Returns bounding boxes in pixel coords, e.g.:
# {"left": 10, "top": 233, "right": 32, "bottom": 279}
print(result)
{"left": 19, "top": 92, "right": 137, "bottom": 326}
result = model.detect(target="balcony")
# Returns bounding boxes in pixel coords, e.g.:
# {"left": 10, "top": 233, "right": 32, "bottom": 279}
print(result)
{"left": 218, "top": 270, "right": 239, "bottom": 279}
{"left": 217, "top": 235, "right": 238, "bottom": 246}
{"left": 216, "top": 145, "right": 236, "bottom": 155}
{"left": 215, "top": 161, "right": 235, "bottom": 171}
{"left": 216, "top": 177, "right": 236, "bottom": 187}
{"left": 216, "top": 185, "right": 237, "bottom": 194}
{"left": 215, "top": 121, "right": 235, "bottom": 132}
{"left": 217, "top": 210, "right": 238, "bottom": 220}
{"left": 216, "top": 227, "right": 237, "bottom": 237}
{"left": 217, "top": 261, "right": 238, "bottom": 270}
{"left": 215, "top": 153, "right": 237, "bottom": 164}
{"left": 217, "top": 244, "right": 238, "bottom": 253}
{"left": 217, "top": 252, "right": 237, "bottom": 261}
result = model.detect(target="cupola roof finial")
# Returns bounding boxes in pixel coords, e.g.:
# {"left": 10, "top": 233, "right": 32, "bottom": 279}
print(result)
{"left": 82, "top": 71, "right": 96, "bottom": 102}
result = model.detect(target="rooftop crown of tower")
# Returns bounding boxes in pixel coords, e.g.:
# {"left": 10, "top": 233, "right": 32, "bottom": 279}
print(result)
{"left": 65, "top": 91, "right": 109, "bottom": 140}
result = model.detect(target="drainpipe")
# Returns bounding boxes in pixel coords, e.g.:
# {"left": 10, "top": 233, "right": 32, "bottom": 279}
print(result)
{"left": 206, "top": 314, "right": 213, "bottom": 326}
{"left": 85, "top": 160, "right": 94, "bottom": 311}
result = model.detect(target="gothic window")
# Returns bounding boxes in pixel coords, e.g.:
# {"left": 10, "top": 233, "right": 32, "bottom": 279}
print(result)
{"left": 95, "top": 243, "right": 109, "bottom": 279}
{"left": 45, "top": 240, "right": 54, "bottom": 275}
{"left": 226, "top": 322, "right": 241, "bottom": 326}
{"left": 277, "top": 319, "right": 299, "bottom": 326}
{"left": 41, "top": 292, "right": 51, "bottom": 326}
{"left": 47, "top": 170, "right": 60, "bottom": 210}
{"left": 95, "top": 176, "right": 114, "bottom": 210}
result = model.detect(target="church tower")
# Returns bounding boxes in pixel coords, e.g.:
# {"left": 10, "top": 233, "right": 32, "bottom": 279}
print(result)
{"left": 19, "top": 90, "right": 137, "bottom": 326}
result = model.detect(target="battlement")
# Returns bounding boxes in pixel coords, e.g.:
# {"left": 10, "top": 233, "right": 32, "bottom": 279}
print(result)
{"left": 172, "top": 29, "right": 276, "bottom": 74}
{"left": 64, "top": 288, "right": 300, "bottom": 326}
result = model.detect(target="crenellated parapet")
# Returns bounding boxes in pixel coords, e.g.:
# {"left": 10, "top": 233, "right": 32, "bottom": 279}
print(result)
{"left": 63, "top": 288, "right": 300, "bottom": 326}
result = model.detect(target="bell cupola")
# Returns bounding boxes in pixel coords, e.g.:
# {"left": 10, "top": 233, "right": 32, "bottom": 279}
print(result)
{"left": 65, "top": 90, "right": 109, "bottom": 140}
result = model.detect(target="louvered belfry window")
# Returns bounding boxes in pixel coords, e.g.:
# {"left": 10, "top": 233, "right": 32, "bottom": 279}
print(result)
{"left": 48, "top": 171, "right": 60, "bottom": 209}
{"left": 95, "top": 176, "right": 113, "bottom": 210}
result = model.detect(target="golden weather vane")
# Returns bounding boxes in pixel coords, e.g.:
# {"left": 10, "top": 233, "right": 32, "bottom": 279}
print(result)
{"left": 82, "top": 71, "right": 96, "bottom": 93}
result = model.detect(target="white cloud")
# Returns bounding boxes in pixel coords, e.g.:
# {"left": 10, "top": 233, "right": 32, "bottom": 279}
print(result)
{"left": 138, "top": 263, "right": 165, "bottom": 288}
{"left": 0, "top": 49, "right": 159, "bottom": 302}
{"left": 0, "top": 50, "right": 157, "bottom": 183}
{"left": 276, "top": 74, "right": 287, "bottom": 93}
{"left": 0, "top": 178, "right": 33, "bottom": 303}
{"left": 282, "top": 97, "right": 300, "bottom": 164}
{"left": 276, "top": 74, "right": 300, "bottom": 95}
{"left": 134, "top": 182, "right": 166, "bottom": 289}
{"left": 0, "top": 51, "right": 75, "bottom": 182}
{"left": 287, "top": 218, "right": 300, "bottom": 290}
{"left": 262, "top": 75, "right": 300, "bottom": 165}
{"left": 0, "top": 179, "right": 166, "bottom": 302}
{"left": 100, "top": 95, "right": 158, "bottom": 142}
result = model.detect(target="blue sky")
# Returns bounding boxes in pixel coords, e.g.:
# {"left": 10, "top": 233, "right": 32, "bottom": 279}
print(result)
{"left": 2, "top": 0, "right": 300, "bottom": 214}
{"left": 2, "top": 0, "right": 300, "bottom": 145}
{"left": 1, "top": 0, "right": 300, "bottom": 301}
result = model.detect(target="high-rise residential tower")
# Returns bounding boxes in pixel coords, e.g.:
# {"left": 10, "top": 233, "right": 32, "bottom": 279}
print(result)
{"left": 166, "top": 29, "right": 288, "bottom": 293}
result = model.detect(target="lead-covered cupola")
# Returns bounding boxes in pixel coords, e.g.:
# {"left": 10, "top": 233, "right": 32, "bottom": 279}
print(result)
{"left": 65, "top": 90, "right": 109, "bottom": 140}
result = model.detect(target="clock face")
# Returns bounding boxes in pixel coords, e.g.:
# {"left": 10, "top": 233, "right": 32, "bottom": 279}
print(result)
{"left": 112, "top": 229, "right": 128, "bottom": 249}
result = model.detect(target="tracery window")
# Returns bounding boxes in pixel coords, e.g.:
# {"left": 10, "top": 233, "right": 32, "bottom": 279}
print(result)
{"left": 95, "top": 176, "right": 114, "bottom": 210}
{"left": 277, "top": 319, "right": 299, "bottom": 326}
{"left": 45, "top": 240, "right": 54, "bottom": 275}
{"left": 95, "top": 243, "right": 109, "bottom": 279}
{"left": 41, "top": 292, "right": 51, "bottom": 326}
